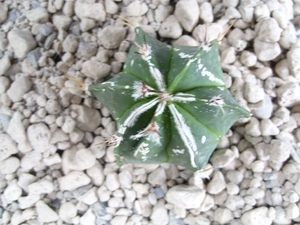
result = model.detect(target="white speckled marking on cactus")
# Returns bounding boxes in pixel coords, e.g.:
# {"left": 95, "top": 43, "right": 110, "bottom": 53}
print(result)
{"left": 168, "top": 104, "right": 197, "bottom": 168}
{"left": 201, "top": 136, "right": 206, "bottom": 144}
{"left": 173, "top": 149, "right": 185, "bottom": 155}
{"left": 179, "top": 52, "right": 193, "bottom": 58}
{"left": 130, "top": 121, "right": 161, "bottom": 145}
{"left": 134, "top": 142, "right": 150, "bottom": 161}
{"left": 201, "top": 67, "right": 224, "bottom": 84}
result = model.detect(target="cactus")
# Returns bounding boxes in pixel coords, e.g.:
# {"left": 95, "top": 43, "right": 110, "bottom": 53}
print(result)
{"left": 88, "top": 27, "right": 250, "bottom": 172}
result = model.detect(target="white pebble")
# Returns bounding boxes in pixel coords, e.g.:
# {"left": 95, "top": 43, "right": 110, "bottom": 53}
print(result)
{"left": 0, "top": 134, "right": 18, "bottom": 161}
{"left": 25, "top": 7, "right": 49, "bottom": 23}
{"left": 36, "top": 200, "right": 59, "bottom": 223}
{"left": 148, "top": 167, "right": 167, "bottom": 186}
{"left": 21, "top": 151, "right": 42, "bottom": 170}
{"left": 166, "top": 185, "right": 206, "bottom": 209}
{"left": 244, "top": 83, "right": 265, "bottom": 103}
{"left": 150, "top": 200, "right": 169, "bottom": 225}
{"left": 225, "top": 195, "right": 245, "bottom": 211}
{"left": 75, "top": 148, "right": 96, "bottom": 170}
{"left": 285, "top": 203, "right": 300, "bottom": 219}
{"left": 287, "top": 47, "right": 300, "bottom": 82}
{"left": 98, "top": 25, "right": 126, "bottom": 49}
{"left": 111, "top": 215, "right": 128, "bottom": 225}
{"left": 59, "top": 202, "right": 77, "bottom": 221}
{"left": 245, "top": 117, "right": 261, "bottom": 136}
{"left": 52, "top": 14, "right": 72, "bottom": 30}
{"left": 82, "top": 60, "right": 111, "bottom": 80}
{"left": 260, "top": 119, "right": 279, "bottom": 136}
{"left": 105, "top": 172, "right": 120, "bottom": 191}
{"left": 221, "top": 47, "right": 236, "bottom": 64}
{"left": 126, "top": 1, "right": 148, "bottom": 16}
{"left": 254, "top": 38, "right": 281, "bottom": 61}
{"left": 210, "top": 148, "right": 235, "bottom": 167}
{"left": 27, "top": 123, "right": 51, "bottom": 153}
{"left": 0, "top": 157, "right": 20, "bottom": 174}
{"left": 27, "top": 177, "right": 54, "bottom": 194}
{"left": 18, "top": 194, "right": 40, "bottom": 209}
{"left": 240, "top": 50, "right": 257, "bottom": 67}
{"left": 175, "top": 0, "right": 199, "bottom": 32}
{"left": 86, "top": 161, "right": 105, "bottom": 186}
{"left": 119, "top": 170, "right": 133, "bottom": 189}
{"left": 0, "top": 55, "right": 11, "bottom": 76}
{"left": 7, "top": 29, "right": 37, "bottom": 59}
{"left": 0, "top": 3, "right": 8, "bottom": 23}
{"left": 7, "top": 76, "right": 32, "bottom": 102}
{"left": 270, "top": 139, "right": 290, "bottom": 163}
{"left": 59, "top": 171, "right": 91, "bottom": 191}
{"left": 158, "top": 15, "right": 182, "bottom": 39}
{"left": 258, "top": 18, "right": 282, "bottom": 42}
{"left": 213, "top": 208, "right": 234, "bottom": 224}
{"left": 207, "top": 171, "right": 226, "bottom": 194}
{"left": 154, "top": 4, "right": 173, "bottom": 23}
{"left": 199, "top": 2, "right": 213, "bottom": 23}
{"left": 251, "top": 160, "right": 265, "bottom": 172}
{"left": 75, "top": 2, "right": 106, "bottom": 21}
{"left": 3, "top": 179, "right": 22, "bottom": 204}
{"left": 241, "top": 207, "right": 272, "bottom": 225}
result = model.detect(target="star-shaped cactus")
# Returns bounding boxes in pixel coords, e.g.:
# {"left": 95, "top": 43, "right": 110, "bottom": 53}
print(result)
{"left": 89, "top": 27, "right": 250, "bottom": 171}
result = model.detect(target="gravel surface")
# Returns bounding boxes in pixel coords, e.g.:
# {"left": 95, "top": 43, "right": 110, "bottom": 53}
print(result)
{"left": 0, "top": 0, "right": 300, "bottom": 224}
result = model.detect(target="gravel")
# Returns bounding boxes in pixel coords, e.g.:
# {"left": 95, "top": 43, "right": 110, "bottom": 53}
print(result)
{"left": 0, "top": 0, "right": 300, "bottom": 225}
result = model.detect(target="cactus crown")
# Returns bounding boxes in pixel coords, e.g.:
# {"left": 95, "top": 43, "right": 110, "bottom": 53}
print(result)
{"left": 89, "top": 27, "right": 250, "bottom": 172}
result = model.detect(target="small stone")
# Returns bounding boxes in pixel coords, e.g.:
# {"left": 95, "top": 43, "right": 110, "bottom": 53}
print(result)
{"left": 80, "top": 209, "right": 95, "bottom": 225}
{"left": 148, "top": 167, "right": 167, "bottom": 186}
{"left": 0, "top": 76, "right": 10, "bottom": 94}
{"left": 74, "top": 148, "right": 96, "bottom": 170}
{"left": 8, "top": 29, "right": 37, "bottom": 59}
{"left": 241, "top": 207, "right": 272, "bottom": 225}
{"left": 59, "top": 202, "right": 77, "bottom": 220}
{"left": 3, "top": 180, "right": 22, "bottom": 204}
{"left": 28, "top": 177, "right": 54, "bottom": 194}
{"left": 258, "top": 18, "right": 282, "bottom": 42}
{"left": 245, "top": 117, "right": 261, "bottom": 136}
{"left": 25, "top": 7, "right": 49, "bottom": 23}
{"left": 173, "top": 35, "right": 199, "bottom": 46}
{"left": 277, "top": 82, "right": 300, "bottom": 107}
{"left": 254, "top": 38, "right": 281, "bottom": 61}
{"left": 285, "top": 203, "right": 299, "bottom": 219}
{"left": 18, "top": 194, "right": 40, "bottom": 209}
{"left": 175, "top": 0, "right": 199, "bottom": 32}
{"left": 27, "top": 48, "right": 42, "bottom": 68}
{"left": 98, "top": 26, "right": 126, "bottom": 49}
{"left": 225, "top": 195, "right": 245, "bottom": 211}
{"left": 59, "top": 171, "right": 91, "bottom": 191}
{"left": 45, "top": 99, "right": 62, "bottom": 115}
{"left": 36, "top": 200, "right": 59, "bottom": 223}
{"left": 275, "top": 59, "right": 289, "bottom": 79}
{"left": 7, "top": 76, "right": 32, "bottom": 102}
{"left": 52, "top": 14, "right": 72, "bottom": 30}
{"left": 119, "top": 170, "right": 133, "bottom": 189}
{"left": 225, "top": 7, "right": 241, "bottom": 20}
{"left": 63, "top": 34, "right": 78, "bottom": 53}
{"left": 0, "top": 4, "right": 8, "bottom": 23}
{"left": 111, "top": 216, "right": 128, "bottom": 225}
{"left": 0, "top": 133, "right": 18, "bottom": 161}
{"left": 213, "top": 208, "right": 234, "bottom": 224}
{"left": 250, "top": 95, "right": 273, "bottom": 119}
{"left": 154, "top": 4, "right": 173, "bottom": 23}
{"left": 80, "top": 18, "right": 96, "bottom": 32}
{"left": 166, "top": 185, "right": 206, "bottom": 209}
{"left": 254, "top": 4, "right": 270, "bottom": 21}
{"left": 150, "top": 200, "right": 169, "bottom": 225}
{"left": 254, "top": 67, "right": 272, "bottom": 80}
{"left": 61, "top": 115, "right": 76, "bottom": 133}
{"left": 105, "top": 172, "right": 120, "bottom": 191}
{"left": 207, "top": 171, "right": 226, "bottom": 194}
{"left": 158, "top": 15, "right": 182, "bottom": 39}
{"left": 0, "top": 157, "right": 19, "bottom": 174}
{"left": 82, "top": 60, "right": 111, "bottom": 80}
{"left": 199, "top": 2, "right": 213, "bottom": 23}
{"left": 27, "top": 123, "right": 51, "bottom": 153}
{"left": 251, "top": 160, "right": 265, "bottom": 172}
{"left": 105, "top": 0, "right": 119, "bottom": 14}
{"left": 240, "top": 50, "right": 257, "bottom": 67}
{"left": 226, "top": 170, "right": 244, "bottom": 184}
{"left": 287, "top": 47, "right": 300, "bottom": 81}
{"left": 270, "top": 139, "right": 290, "bottom": 163}
{"left": 77, "top": 187, "right": 98, "bottom": 205}
{"left": 0, "top": 55, "right": 11, "bottom": 76}
{"left": 126, "top": 1, "right": 148, "bottom": 16}
{"left": 75, "top": 2, "right": 106, "bottom": 21}
{"left": 221, "top": 47, "right": 236, "bottom": 64}
{"left": 260, "top": 119, "right": 279, "bottom": 136}
{"left": 227, "top": 28, "right": 247, "bottom": 51}
{"left": 210, "top": 148, "right": 235, "bottom": 167}
{"left": 70, "top": 104, "right": 101, "bottom": 132}
{"left": 86, "top": 161, "right": 105, "bottom": 186}
{"left": 244, "top": 83, "right": 265, "bottom": 103}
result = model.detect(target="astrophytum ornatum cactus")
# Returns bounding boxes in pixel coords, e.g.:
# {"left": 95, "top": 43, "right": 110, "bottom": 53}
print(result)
{"left": 88, "top": 27, "right": 250, "bottom": 172}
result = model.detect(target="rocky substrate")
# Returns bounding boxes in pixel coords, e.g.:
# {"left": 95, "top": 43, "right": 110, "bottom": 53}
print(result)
{"left": 0, "top": 0, "right": 300, "bottom": 224}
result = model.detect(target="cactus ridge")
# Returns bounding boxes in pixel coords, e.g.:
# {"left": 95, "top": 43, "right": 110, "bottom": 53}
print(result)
{"left": 89, "top": 27, "right": 250, "bottom": 171}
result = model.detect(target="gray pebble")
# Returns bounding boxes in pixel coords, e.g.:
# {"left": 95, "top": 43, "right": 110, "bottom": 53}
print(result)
{"left": 7, "top": 76, "right": 32, "bottom": 102}
{"left": 27, "top": 48, "right": 41, "bottom": 68}
{"left": 0, "top": 55, "right": 11, "bottom": 75}
{"left": 0, "top": 4, "right": 8, "bottom": 23}
{"left": 98, "top": 26, "right": 126, "bottom": 49}
{"left": 39, "top": 24, "right": 53, "bottom": 36}
{"left": 77, "top": 42, "right": 97, "bottom": 59}
{"left": 63, "top": 34, "right": 79, "bottom": 53}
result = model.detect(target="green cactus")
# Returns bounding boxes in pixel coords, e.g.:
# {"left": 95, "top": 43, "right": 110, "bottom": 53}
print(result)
{"left": 89, "top": 27, "right": 250, "bottom": 172}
